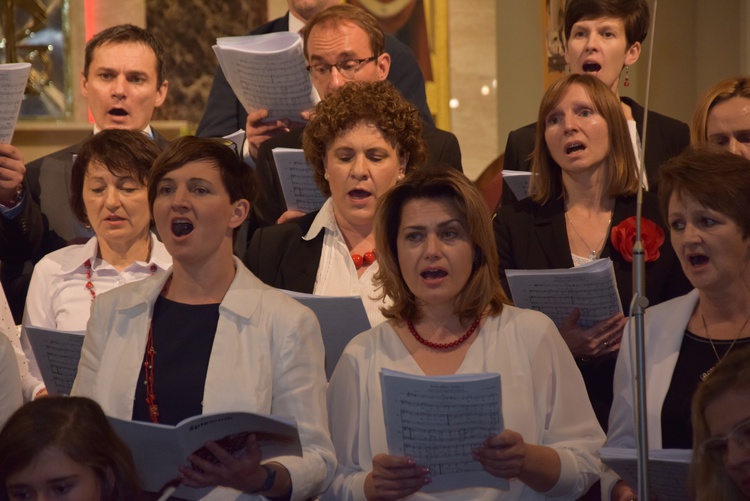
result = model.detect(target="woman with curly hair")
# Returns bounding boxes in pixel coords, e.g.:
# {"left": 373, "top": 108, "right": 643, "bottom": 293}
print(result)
{"left": 246, "top": 80, "right": 429, "bottom": 327}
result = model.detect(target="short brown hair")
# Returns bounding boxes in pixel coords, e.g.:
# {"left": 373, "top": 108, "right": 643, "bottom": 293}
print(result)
{"left": 70, "top": 129, "right": 161, "bottom": 226}
{"left": 84, "top": 24, "right": 166, "bottom": 88}
{"left": 303, "top": 80, "right": 426, "bottom": 197}
{"left": 564, "top": 0, "right": 649, "bottom": 47}
{"left": 374, "top": 168, "right": 507, "bottom": 322}
{"left": 303, "top": 3, "right": 385, "bottom": 61}
{"left": 691, "top": 76, "right": 750, "bottom": 145}
{"left": 658, "top": 144, "right": 750, "bottom": 239}
{"left": 530, "top": 73, "right": 639, "bottom": 204}
{"left": 0, "top": 397, "right": 141, "bottom": 501}
{"left": 690, "top": 347, "right": 750, "bottom": 501}
{"left": 148, "top": 136, "right": 255, "bottom": 210}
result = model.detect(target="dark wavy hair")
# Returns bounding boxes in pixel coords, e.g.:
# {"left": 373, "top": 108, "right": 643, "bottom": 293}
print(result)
{"left": 374, "top": 168, "right": 507, "bottom": 322}
{"left": 70, "top": 129, "right": 161, "bottom": 226}
{"left": 302, "top": 80, "right": 426, "bottom": 197}
{"left": 0, "top": 397, "right": 141, "bottom": 501}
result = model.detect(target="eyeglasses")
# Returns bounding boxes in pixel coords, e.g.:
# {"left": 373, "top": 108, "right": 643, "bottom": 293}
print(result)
{"left": 699, "top": 418, "right": 750, "bottom": 456}
{"left": 306, "top": 56, "right": 378, "bottom": 80}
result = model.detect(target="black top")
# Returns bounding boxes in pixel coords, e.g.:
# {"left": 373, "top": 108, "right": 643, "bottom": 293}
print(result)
{"left": 661, "top": 331, "right": 750, "bottom": 449}
{"left": 133, "top": 296, "right": 220, "bottom": 426}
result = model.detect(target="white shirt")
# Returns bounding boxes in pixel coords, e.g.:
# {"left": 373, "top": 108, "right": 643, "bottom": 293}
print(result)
{"left": 19, "top": 233, "right": 171, "bottom": 400}
{"left": 306, "top": 199, "right": 388, "bottom": 327}
{"left": 324, "top": 306, "right": 605, "bottom": 501}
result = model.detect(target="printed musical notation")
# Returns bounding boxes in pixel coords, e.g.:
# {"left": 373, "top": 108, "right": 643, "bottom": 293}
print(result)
{"left": 0, "top": 63, "right": 31, "bottom": 144}
{"left": 24, "top": 326, "right": 84, "bottom": 395}
{"left": 380, "top": 369, "right": 508, "bottom": 491}
{"left": 506, "top": 258, "right": 623, "bottom": 328}
{"left": 272, "top": 148, "right": 326, "bottom": 213}
{"left": 213, "top": 33, "right": 319, "bottom": 121}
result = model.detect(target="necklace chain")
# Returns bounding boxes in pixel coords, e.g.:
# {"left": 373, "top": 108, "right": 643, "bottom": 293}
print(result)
{"left": 565, "top": 210, "right": 612, "bottom": 260}
{"left": 407, "top": 317, "right": 481, "bottom": 350}
{"left": 699, "top": 311, "right": 750, "bottom": 381}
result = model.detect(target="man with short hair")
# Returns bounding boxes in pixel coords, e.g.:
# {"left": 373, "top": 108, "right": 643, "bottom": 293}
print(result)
{"left": 0, "top": 24, "right": 170, "bottom": 320}
{"left": 196, "top": 0, "right": 433, "bottom": 163}
{"left": 248, "top": 4, "right": 461, "bottom": 240}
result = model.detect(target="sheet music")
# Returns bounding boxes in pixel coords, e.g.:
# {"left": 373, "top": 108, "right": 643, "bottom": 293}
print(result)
{"left": 506, "top": 258, "right": 622, "bottom": 329}
{"left": 0, "top": 63, "right": 31, "bottom": 144}
{"left": 501, "top": 170, "right": 532, "bottom": 200}
{"left": 24, "top": 326, "right": 84, "bottom": 395}
{"left": 281, "top": 290, "right": 370, "bottom": 379}
{"left": 109, "top": 411, "right": 301, "bottom": 500}
{"left": 272, "top": 147, "right": 326, "bottom": 213}
{"left": 600, "top": 447, "right": 691, "bottom": 501}
{"left": 213, "top": 32, "right": 319, "bottom": 121}
{"left": 380, "top": 369, "right": 508, "bottom": 492}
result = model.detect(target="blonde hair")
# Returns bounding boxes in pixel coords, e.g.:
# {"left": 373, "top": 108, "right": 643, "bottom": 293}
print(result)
{"left": 690, "top": 347, "right": 750, "bottom": 501}
{"left": 691, "top": 76, "right": 750, "bottom": 145}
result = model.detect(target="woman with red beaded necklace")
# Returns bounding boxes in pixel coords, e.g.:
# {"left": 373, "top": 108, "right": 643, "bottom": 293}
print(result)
{"left": 324, "top": 168, "right": 605, "bottom": 501}
{"left": 72, "top": 136, "right": 335, "bottom": 500}
{"left": 246, "top": 80, "right": 426, "bottom": 328}
{"left": 19, "top": 129, "right": 170, "bottom": 402}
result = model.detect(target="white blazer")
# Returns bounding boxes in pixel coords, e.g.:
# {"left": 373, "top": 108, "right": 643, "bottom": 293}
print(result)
{"left": 72, "top": 257, "right": 336, "bottom": 501}
{"left": 603, "top": 289, "right": 698, "bottom": 497}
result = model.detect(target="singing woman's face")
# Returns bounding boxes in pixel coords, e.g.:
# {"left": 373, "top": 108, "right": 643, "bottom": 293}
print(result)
{"left": 706, "top": 96, "right": 750, "bottom": 160}
{"left": 5, "top": 446, "right": 102, "bottom": 501}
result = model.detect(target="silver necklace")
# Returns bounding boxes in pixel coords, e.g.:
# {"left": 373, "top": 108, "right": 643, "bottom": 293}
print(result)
{"left": 565, "top": 210, "right": 612, "bottom": 260}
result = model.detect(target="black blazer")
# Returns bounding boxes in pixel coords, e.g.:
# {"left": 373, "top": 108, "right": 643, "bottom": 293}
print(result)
{"left": 0, "top": 129, "right": 170, "bottom": 322}
{"left": 493, "top": 192, "right": 692, "bottom": 429}
{"left": 196, "top": 12, "right": 434, "bottom": 138}
{"left": 249, "top": 123, "right": 462, "bottom": 234}
{"left": 501, "top": 97, "right": 690, "bottom": 206}
{"left": 245, "top": 211, "right": 322, "bottom": 293}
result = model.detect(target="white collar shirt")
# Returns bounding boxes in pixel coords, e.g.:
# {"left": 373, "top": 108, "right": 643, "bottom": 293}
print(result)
{"left": 304, "top": 199, "right": 388, "bottom": 327}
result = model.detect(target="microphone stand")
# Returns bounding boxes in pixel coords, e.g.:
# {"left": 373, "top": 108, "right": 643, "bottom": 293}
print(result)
{"left": 633, "top": 1, "right": 659, "bottom": 499}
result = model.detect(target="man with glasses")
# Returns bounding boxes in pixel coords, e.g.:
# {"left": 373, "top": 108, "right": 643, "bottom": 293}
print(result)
{"left": 248, "top": 4, "right": 462, "bottom": 242}
{"left": 196, "top": 0, "right": 433, "bottom": 164}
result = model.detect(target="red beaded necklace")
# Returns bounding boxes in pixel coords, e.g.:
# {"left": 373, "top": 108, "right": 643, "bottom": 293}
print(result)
{"left": 144, "top": 278, "right": 171, "bottom": 424}
{"left": 351, "top": 249, "right": 376, "bottom": 270}
{"left": 84, "top": 259, "right": 158, "bottom": 301}
{"left": 407, "top": 317, "right": 481, "bottom": 350}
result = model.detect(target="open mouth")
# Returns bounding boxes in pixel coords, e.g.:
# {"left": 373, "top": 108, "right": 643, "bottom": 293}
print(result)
{"left": 420, "top": 269, "right": 448, "bottom": 279}
{"left": 348, "top": 189, "right": 371, "bottom": 200}
{"left": 172, "top": 219, "right": 194, "bottom": 237}
{"left": 108, "top": 108, "right": 128, "bottom": 117}
{"left": 105, "top": 216, "right": 125, "bottom": 222}
{"left": 688, "top": 254, "right": 709, "bottom": 266}
{"left": 582, "top": 62, "right": 601, "bottom": 73}
{"left": 566, "top": 142, "right": 585, "bottom": 154}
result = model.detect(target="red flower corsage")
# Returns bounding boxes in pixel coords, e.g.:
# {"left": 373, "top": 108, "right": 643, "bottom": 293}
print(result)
{"left": 610, "top": 216, "right": 665, "bottom": 263}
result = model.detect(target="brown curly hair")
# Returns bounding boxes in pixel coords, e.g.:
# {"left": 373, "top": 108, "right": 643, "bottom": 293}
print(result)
{"left": 302, "top": 80, "right": 427, "bottom": 197}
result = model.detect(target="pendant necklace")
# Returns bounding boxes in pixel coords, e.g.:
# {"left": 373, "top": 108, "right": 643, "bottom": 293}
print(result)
{"left": 699, "top": 311, "right": 750, "bottom": 381}
{"left": 565, "top": 209, "right": 612, "bottom": 260}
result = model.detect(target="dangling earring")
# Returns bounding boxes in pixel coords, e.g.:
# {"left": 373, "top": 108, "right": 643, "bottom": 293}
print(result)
{"left": 623, "top": 66, "right": 630, "bottom": 87}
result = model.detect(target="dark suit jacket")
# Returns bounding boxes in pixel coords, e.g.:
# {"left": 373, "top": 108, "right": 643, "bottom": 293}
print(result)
{"left": 501, "top": 97, "right": 690, "bottom": 206}
{"left": 0, "top": 130, "right": 169, "bottom": 322}
{"left": 245, "top": 211, "right": 322, "bottom": 293}
{"left": 252, "top": 124, "right": 462, "bottom": 230}
{"left": 493, "top": 192, "right": 692, "bottom": 429}
{"left": 196, "top": 12, "right": 434, "bottom": 138}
